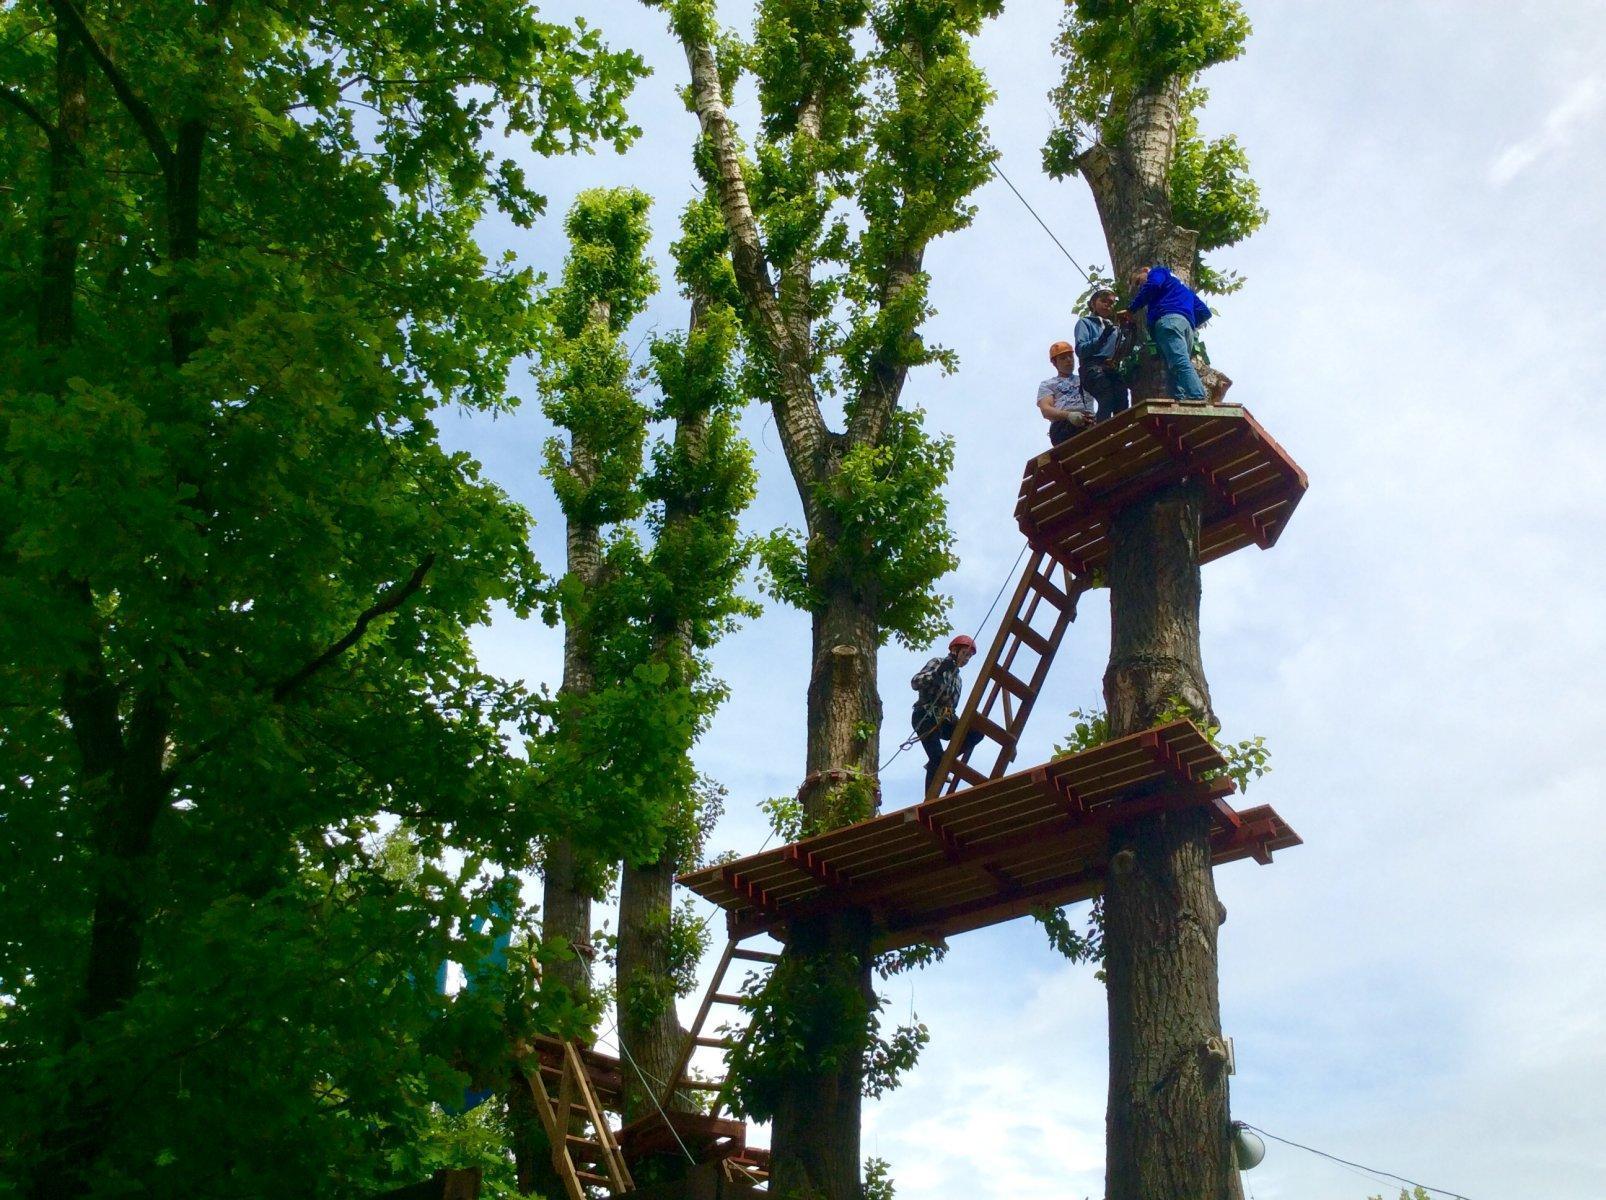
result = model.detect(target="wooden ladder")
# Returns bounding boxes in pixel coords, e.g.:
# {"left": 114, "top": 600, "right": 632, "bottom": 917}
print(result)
{"left": 661, "top": 936, "right": 781, "bottom": 1120}
{"left": 928, "top": 547, "right": 1088, "bottom": 798}
{"left": 523, "top": 1040, "right": 634, "bottom": 1200}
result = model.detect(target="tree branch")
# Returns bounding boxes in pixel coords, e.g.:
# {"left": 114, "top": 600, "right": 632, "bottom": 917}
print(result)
{"left": 161, "top": 555, "right": 436, "bottom": 785}
{"left": 676, "top": 28, "right": 829, "bottom": 487}
{"left": 46, "top": 0, "right": 171, "bottom": 170}
{"left": 271, "top": 554, "right": 436, "bottom": 702}
{"left": 0, "top": 84, "right": 59, "bottom": 144}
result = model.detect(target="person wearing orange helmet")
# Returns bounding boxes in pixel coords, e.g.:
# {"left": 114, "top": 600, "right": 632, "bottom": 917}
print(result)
{"left": 911, "top": 634, "right": 984, "bottom": 792}
{"left": 1037, "top": 340, "right": 1096, "bottom": 445}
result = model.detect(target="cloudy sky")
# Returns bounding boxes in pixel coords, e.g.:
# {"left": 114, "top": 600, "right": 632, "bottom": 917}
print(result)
{"left": 441, "top": 2, "right": 1606, "bottom": 1196}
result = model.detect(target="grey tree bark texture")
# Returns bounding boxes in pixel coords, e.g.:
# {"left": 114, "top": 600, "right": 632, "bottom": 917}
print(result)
{"left": 1101, "top": 479, "right": 1240, "bottom": 1200}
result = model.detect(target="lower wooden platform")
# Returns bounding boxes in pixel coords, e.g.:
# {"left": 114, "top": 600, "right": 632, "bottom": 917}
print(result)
{"left": 677, "top": 720, "right": 1299, "bottom": 952}
{"left": 1015, "top": 400, "right": 1307, "bottom": 575}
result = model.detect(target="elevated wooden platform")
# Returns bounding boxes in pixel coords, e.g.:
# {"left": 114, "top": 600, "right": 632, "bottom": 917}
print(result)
{"left": 678, "top": 720, "right": 1299, "bottom": 952}
{"left": 1016, "top": 400, "right": 1307, "bottom": 575}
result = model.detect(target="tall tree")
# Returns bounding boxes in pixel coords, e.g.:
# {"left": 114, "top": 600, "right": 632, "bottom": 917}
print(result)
{"left": 536, "top": 187, "right": 658, "bottom": 1006}
{"left": 0, "top": 1, "right": 642, "bottom": 1194}
{"left": 1045, "top": 0, "right": 1265, "bottom": 393}
{"left": 647, "top": 2, "right": 999, "bottom": 1196}
{"left": 615, "top": 281, "right": 756, "bottom": 1124}
{"left": 1044, "top": 4, "right": 1265, "bottom": 1197}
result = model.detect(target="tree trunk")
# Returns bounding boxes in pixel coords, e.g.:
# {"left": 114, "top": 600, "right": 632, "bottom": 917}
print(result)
{"left": 766, "top": 909, "right": 874, "bottom": 1200}
{"left": 799, "top": 583, "right": 881, "bottom": 825}
{"left": 1101, "top": 480, "right": 1237, "bottom": 1200}
{"left": 617, "top": 855, "right": 687, "bottom": 1122}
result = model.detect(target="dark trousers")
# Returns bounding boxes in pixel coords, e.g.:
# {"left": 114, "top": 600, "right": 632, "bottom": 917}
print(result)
{"left": 921, "top": 716, "right": 983, "bottom": 791}
{"left": 1080, "top": 363, "right": 1129, "bottom": 421}
{"left": 1049, "top": 418, "right": 1078, "bottom": 446}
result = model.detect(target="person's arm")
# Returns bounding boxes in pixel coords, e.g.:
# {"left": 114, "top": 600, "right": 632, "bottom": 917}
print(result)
{"left": 911, "top": 656, "right": 946, "bottom": 691}
{"left": 1122, "top": 267, "right": 1163, "bottom": 316}
{"left": 1038, "top": 392, "right": 1068, "bottom": 422}
{"left": 1073, "top": 315, "right": 1098, "bottom": 358}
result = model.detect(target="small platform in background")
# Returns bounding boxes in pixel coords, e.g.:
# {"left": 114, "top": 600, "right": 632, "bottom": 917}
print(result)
{"left": 1016, "top": 401, "right": 1307, "bottom": 576}
{"left": 678, "top": 720, "right": 1300, "bottom": 952}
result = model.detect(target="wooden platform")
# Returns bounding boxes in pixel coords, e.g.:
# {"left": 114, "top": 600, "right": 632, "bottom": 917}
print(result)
{"left": 1016, "top": 400, "right": 1307, "bottom": 576}
{"left": 677, "top": 720, "right": 1299, "bottom": 952}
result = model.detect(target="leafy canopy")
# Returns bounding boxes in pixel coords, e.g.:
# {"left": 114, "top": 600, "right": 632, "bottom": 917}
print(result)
{"left": 0, "top": 0, "right": 643, "bottom": 1193}
{"left": 1043, "top": 0, "right": 1265, "bottom": 291}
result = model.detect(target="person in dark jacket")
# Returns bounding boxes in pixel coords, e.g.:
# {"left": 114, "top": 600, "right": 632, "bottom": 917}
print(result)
{"left": 1075, "top": 287, "right": 1131, "bottom": 421}
{"left": 912, "top": 634, "right": 983, "bottom": 792}
{"left": 1120, "top": 264, "right": 1212, "bottom": 402}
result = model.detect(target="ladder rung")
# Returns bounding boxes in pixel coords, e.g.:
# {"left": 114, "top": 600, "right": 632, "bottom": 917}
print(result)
{"left": 969, "top": 713, "right": 1014, "bottom": 745}
{"left": 574, "top": 1170, "right": 614, "bottom": 1186}
{"left": 711, "top": 992, "right": 746, "bottom": 1006}
{"left": 949, "top": 760, "right": 987, "bottom": 786}
{"left": 679, "top": 1078, "right": 725, "bottom": 1090}
{"left": 1027, "top": 572, "right": 1069, "bottom": 608}
{"left": 695, "top": 1035, "right": 732, "bottom": 1048}
{"left": 564, "top": 1135, "right": 605, "bottom": 1161}
{"left": 1010, "top": 622, "right": 1051, "bottom": 655}
{"left": 991, "top": 671, "right": 1031, "bottom": 700}
{"left": 731, "top": 948, "right": 781, "bottom": 963}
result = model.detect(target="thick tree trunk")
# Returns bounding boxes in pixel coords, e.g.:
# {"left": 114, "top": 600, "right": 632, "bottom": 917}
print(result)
{"left": 617, "top": 855, "right": 687, "bottom": 1122}
{"left": 766, "top": 909, "right": 875, "bottom": 1200}
{"left": 799, "top": 584, "right": 881, "bottom": 825}
{"left": 1101, "top": 481, "right": 1237, "bottom": 1200}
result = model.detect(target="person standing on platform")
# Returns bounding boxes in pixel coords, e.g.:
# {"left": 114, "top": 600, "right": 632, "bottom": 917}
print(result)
{"left": 1119, "top": 264, "right": 1212, "bottom": 402}
{"left": 912, "top": 634, "right": 984, "bottom": 793}
{"left": 1075, "top": 287, "right": 1131, "bottom": 421}
{"left": 1037, "top": 340, "right": 1097, "bottom": 446}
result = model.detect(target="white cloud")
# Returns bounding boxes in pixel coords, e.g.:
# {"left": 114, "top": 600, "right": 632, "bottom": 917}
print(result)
{"left": 1488, "top": 75, "right": 1606, "bottom": 185}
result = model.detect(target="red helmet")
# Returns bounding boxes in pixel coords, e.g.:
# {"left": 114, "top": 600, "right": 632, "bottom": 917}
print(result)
{"left": 949, "top": 634, "right": 976, "bottom": 654}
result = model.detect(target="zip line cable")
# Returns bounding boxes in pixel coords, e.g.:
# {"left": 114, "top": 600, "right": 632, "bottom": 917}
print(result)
{"left": 1239, "top": 1124, "right": 1475, "bottom": 1200}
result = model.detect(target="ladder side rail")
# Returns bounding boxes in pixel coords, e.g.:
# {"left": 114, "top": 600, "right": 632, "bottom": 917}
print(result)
{"left": 660, "top": 936, "right": 740, "bottom": 1113}
{"left": 564, "top": 1041, "right": 633, "bottom": 1193}
{"left": 926, "top": 549, "right": 1047, "bottom": 800}
{"left": 522, "top": 1057, "right": 588, "bottom": 1200}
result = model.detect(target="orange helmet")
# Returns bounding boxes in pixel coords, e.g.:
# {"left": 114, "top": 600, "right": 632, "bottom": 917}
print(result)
{"left": 1048, "top": 340, "right": 1074, "bottom": 361}
{"left": 949, "top": 634, "right": 976, "bottom": 654}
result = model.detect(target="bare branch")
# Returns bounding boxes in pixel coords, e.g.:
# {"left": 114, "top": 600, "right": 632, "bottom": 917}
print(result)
{"left": 161, "top": 555, "right": 436, "bottom": 784}
{"left": 0, "top": 84, "right": 59, "bottom": 144}
{"left": 677, "top": 25, "right": 829, "bottom": 488}
{"left": 46, "top": 0, "right": 171, "bottom": 170}
{"left": 270, "top": 555, "right": 436, "bottom": 702}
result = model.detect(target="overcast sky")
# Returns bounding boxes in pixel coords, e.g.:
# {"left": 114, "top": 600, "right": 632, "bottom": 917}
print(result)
{"left": 441, "top": 2, "right": 1606, "bottom": 1196}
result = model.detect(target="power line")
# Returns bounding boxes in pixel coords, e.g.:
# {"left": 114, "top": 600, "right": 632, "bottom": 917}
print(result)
{"left": 1240, "top": 1123, "right": 1475, "bottom": 1200}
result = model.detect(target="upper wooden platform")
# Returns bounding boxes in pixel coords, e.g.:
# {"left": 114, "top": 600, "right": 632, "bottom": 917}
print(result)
{"left": 1016, "top": 401, "right": 1307, "bottom": 576}
{"left": 678, "top": 720, "right": 1299, "bottom": 952}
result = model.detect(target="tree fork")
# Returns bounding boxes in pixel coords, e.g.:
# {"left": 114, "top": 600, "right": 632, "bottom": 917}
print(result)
{"left": 1101, "top": 479, "right": 1239, "bottom": 1200}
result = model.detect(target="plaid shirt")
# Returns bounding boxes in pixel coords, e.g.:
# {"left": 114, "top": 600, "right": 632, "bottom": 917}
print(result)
{"left": 911, "top": 654, "right": 963, "bottom": 731}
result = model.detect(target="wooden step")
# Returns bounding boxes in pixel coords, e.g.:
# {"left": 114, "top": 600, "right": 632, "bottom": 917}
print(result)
{"left": 731, "top": 948, "right": 781, "bottom": 963}
{"left": 1010, "top": 622, "right": 1051, "bottom": 655}
{"left": 695, "top": 1035, "right": 732, "bottom": 1049}
{"left": 679, "top": 1078, "right": 725, "bottom": 1090}
{"left": 949, "top": 760, "right": 987, "bottom": 787}
{"left": 991, "top": 671, "right": 1032, "bottom": 700}
{"left": 969, "top": 713, "right": 1014, "bottom": 745}
{"left": 1027, "top": 571, "right": 1070, "bottom": 608}
{"left": 564, "top": 1134, "right": 606, "bottom": 1163}
{"left": 711, "top": 992, "right": 746, "bottom": 1006}
{"left": 574, "top": 1169, "right": 615, "bottom": 1187}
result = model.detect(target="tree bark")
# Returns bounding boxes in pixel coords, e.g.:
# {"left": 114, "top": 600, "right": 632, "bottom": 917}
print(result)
{"left": 766, "top": 909, "right": 874, "bottom": 1200}
{"left": 1101, "top": 481, "right": 1237, "bottom": 1200}
{"left": 617, "top": 855, "right": 687, "bottom": 1122}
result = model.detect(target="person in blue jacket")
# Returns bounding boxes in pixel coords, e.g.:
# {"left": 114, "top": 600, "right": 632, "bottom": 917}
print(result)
{"left": 1119, "top": 264, "right": 1212, "bottom": 402}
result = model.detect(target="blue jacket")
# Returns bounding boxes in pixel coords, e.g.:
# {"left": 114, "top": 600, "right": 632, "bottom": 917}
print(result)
{"left": 1126, "top": 266, "right": 1211, "bottom": 330}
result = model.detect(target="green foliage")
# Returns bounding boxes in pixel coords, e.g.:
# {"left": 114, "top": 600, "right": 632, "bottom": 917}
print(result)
{"left": 1031, "top": 898, "right": 1105, "bottom": 969}
{"left": 760, "top": 409, "right": 957, "bottom": 648}
{"left": 0, "top": 0, "right": 644, "bottom": 1192}
{"left": 720, "top": 949, "right": 927, "bottom": 1121}
{"left": 1170, "top": 94, "right": 1266, "bottom": 294}
{"left": 616, "top": 898, "right": 712, "bottom": 1031}
{"left": 865, "top": 1157, "right": 897, "bottom": 1200}
{"left": 1055, "top": 705, "right": 1113, "bottom": 757}
{"left": 1155, "top": 696, "right": 1271, "bottom": 792}
{"left": 874, "top": 940, "right": 949, "bottom": 979}
{"left": 1044, "top": 0, "right": 1263, "bottom": 292}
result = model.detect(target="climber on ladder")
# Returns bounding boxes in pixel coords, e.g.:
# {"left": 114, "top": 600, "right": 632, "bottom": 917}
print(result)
{"left": 911, "top": 635, "right": 984, "bottom": 792}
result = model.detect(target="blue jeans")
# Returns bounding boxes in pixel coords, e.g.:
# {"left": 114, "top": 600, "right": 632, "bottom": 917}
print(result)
{"left": 1153, "top": 312, "right": 1206, "bottom": 401}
